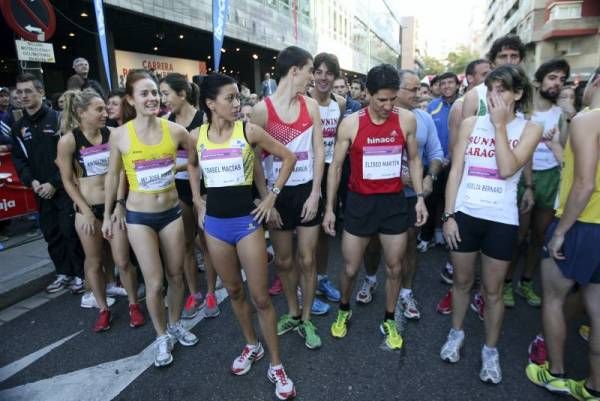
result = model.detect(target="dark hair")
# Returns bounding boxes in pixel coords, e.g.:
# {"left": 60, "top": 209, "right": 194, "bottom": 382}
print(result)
{"left": 366, "top": 64, "right": 400, "bottom": 95}
{"left": 16, "top": 73, "right": 44, "bottom": 91}
{"left": 276, "top": 46, "right": 313, "bottom": 79}
{"left": 398, "top": 69, "right": 417, "bottom": 84}
{"left": 66, "top": 74, "right": 85, "bottom": 90}
{"left": 534, "top": 59, "right": 570, "bottom": 83}
{"left": 313, "top": 52, "right": 341, "bottom": 79}
{"left": 485, "top": 64, "right": 533, "bottom": 115}
{"left": 486, "top": 35, "right": 525, "bottom": 63}
{"left": 438, "top": 72, "right": 459, "bottom": 84}
{"left": 122, "top": 69, "right": 157, "bottom": 122}
{"left": 430, "top": 75, "right": 440, "bottom": 85}
{"left": 107, "top": 88, "right": 125, "bottom": 99}
{"left": 159, "top": 73, "right": 199, "bottom": 108}
{"left": 334, "top": 76, "right": 349, "bottom": 85}
{"left": 466, "top": 59, "right": 490, "bottom": 76}
{"left": 198, "top": 73, "right": 237, "bottom": 123}
{"left": 351, "top": 79, "right": 365, "bottom": 90}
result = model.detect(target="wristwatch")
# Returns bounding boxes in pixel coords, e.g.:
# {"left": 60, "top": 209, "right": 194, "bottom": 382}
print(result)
{"left": 271, "top": 186, "right": 281, "bottom": 196}
{"left": 441, "top": 212, "right": 455, "bottom": 223}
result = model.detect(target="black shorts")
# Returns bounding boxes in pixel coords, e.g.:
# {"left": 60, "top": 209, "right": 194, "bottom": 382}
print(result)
{"left": 344, "top": 191, "right": 409, "bottom": 237}
{"left": 176, "top": 179, "right": 193, "bottom": 206}
{"left": 406, "top": 196, "right": 417, "bottom": 227}
{"left": 275, "top": 181, "right": 323, "bottom": 231}
{"left": 453, "top": 212, "right": 518, "bottom": 261}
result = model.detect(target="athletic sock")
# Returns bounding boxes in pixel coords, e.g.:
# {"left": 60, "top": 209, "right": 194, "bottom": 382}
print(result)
{"left": 384, "top": 311, "right": 395, "bottom": 321}
{"left": 400, "top": 288, "right": 412, "bottom": 299}
{"left": 483, "top": 345, "right": 497, "bottom": 355}
{"left": 366, "top": 274, "right": 377, "bottom": 284}
{"left": 339, "top": 302, "right": 350, "bottom": 311}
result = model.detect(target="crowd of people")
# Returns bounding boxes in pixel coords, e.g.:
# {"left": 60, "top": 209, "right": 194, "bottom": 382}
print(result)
{"left": 0, "top": 32, "right": 598, "bottom": 400}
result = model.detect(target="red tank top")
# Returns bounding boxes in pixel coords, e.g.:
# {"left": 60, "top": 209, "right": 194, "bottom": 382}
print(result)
{"left": 349, "top": 108, "right": 405, "bottom": 195}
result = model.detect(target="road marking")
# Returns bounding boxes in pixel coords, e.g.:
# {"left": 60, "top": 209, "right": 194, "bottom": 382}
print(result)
{"left": 0, "top": 288, "right": 229, "bottom": 401}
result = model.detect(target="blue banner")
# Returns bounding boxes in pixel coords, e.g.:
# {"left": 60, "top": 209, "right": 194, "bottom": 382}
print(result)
{"left": 93, "top": 0, "right": 112, "bottom": 90}
{"left": 212, "top": 0, "right": 229, "bottom": 72}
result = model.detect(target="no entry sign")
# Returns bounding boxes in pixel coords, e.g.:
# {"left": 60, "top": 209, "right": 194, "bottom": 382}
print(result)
{"left": 0, "top": 0, "right": 56, "bottom": 42}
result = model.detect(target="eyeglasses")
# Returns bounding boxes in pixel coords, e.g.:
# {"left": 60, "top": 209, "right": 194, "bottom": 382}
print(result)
{"left": 400, "top": 87, "right": 419, "bottom": 93}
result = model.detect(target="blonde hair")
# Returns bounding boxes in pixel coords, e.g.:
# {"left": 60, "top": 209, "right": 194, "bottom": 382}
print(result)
{"left": 60, "top": 89, "right": 103, "bottom": 134}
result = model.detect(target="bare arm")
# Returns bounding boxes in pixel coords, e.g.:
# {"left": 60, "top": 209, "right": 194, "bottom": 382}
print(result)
{"left": 306, "top": 96, "right": 325, "bottom": 194}
{"left": 445, "top": 117, "right": 476, "bottom": 214}
{"left": 461, "top": 87, "right": 479, "bottom": 120}
{"left": 186, "top": 128, "right": 203, "bottom": 209}
{"left": 448, "top": 100, "right": 463, "bottom": 157}
{"left": 56, "top": 133, "right": 91, "bottom": 214}
{"left": 102, "top": 129, "right": 124, "bottom": 238}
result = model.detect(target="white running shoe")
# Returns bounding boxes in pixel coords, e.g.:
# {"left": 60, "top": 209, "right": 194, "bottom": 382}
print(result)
{"left": 416, "top": 239, "right": 433, "bottom": 253}
{"left": 480, "top": 347, "right": 502, "bottom": 384}
{"left": 154, "top": 334, "right": 174, "bottom": 367}
{"left": 80, "top": 291, "right": 116, "bottom": 309}
{"left": 355, "top": 278, "right": 377, "bottom": 304}
{"left": 106, "top": 282, "right": 128, "bottom": 297}
{"left": 268, "top": 364, "right": 296, "bottom": 400}
{"left": 440, "top": 328, "right": 465, "bottom": 363}
{"left": 401, "top": 293, "right": 421, "bottom": 320}
{"left": 167, "top": 321, "right": 199, "bottom": 346}
{"left": 231, "top": 342, "right": 265, "bottom": 375}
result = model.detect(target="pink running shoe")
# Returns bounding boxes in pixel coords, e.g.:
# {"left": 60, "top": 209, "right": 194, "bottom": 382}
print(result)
{"left": 436, "top": 289, "right": 452, "bottom": 315}
{"left": 528, "top": 335, "right": 547, "bottom": 365}
{"left": 269, "top": 274, "right": 283, "bottom": 296}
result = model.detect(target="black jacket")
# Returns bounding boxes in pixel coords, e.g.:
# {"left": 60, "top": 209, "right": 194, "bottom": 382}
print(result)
{"left": 10, "top": 104, "right": 62, "bottom": 189}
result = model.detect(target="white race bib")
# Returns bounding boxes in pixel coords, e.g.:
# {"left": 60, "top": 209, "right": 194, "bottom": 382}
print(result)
{"left": 134, "top": 157, "right": 175, "bottom": 191}
{"left": 463, "top": 166, "right": 506, "bottom": 207}
{"left": 201, "top": 148, "right": 245, "bottom": 187}
{"left": 80, "top": 144, "right": 110, "bottom": 176}
{"left": 324, "top": 137, "right": 335, "bottom": 164}
{"left": 362, "top": 145, "right": 402, "bottom": 180}
{"left": 532, "top": 141, "right": 558, "bottom": 170}
{"left": 274, "top": 151, "right": 312, "bottom": 186}
{"left": 175, "top": 149, "right": 189, "bottom": 180}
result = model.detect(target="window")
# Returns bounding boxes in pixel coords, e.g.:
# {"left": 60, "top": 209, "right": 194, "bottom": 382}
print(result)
{"left": 549, "top": 2, "right": 582, "bottom": 20}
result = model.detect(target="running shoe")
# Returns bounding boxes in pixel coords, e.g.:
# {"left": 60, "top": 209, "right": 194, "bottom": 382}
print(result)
{"left": 379, "top": 319, "right": 403, "bottom": 350}
{"left": 231, "top": 342, "right": 265, "bottom": 375}
{"left": 580, "top": 325, "right": 590, "bottom": 342}
{"left": 204, "top": 292, "right": 221, "bottom": 318}
{"left": 269, "top": 275, "right": 283, "bottom": 296}
{"left": 503, "top": 284, "right": 515, "bottom": 308}
{"left": 46, "top": 274, "right": 71, "bottom": 293}
{"left": 277, "top": 314, "right": 301, "bottom": 335}
{"left": 440, "top": 328, "right": 464, "bottom": 363}
{"left": 480, "top": 347, "right": 502, "bottom": 384}
{"left": 129, "top": 303, "right": 145, "bottom": 328}
{"left": 528, "top": 335, "right": 547, "bottom": 365}
{"left": 330, "top": 309, "right": 352, "bottom": 338}
{"left": 268, "top": 364, "right": 296, "bottom": 400}
{"left": 440, "top": 262, "right": 454, "bottom": 284}
{"left": 569, "top": 379, "right": 600, "bottom": 401}
{"left": 182, "top": 293, "right": 204, "bottom": 320}
{"left": 296, "top": 320, "right": 322, "bottom": 349}
{"left": 355, "top": 278, "right": 376, "bottom": 304}
{"left": 436, "top": 289, "right": 452, "bottom": 315}
{"left": 416, "top": 239, "right": 433, "bottom": 253}
{"left": 154, "top": 334, "right": 174, "bottom": 367}
{"left": 516, "top": 280, "right": 541, "bottom": 307}
{"left": 311, "top": 298, "right": 330, "bottom": 315}
{"left": 106, "top": 282, "right": 128, "bottom": 297}
{"left": 167, "top": 321, "right": 199, "bottom": 346}
{"left": 525, "top": 362, "right": 571, "bottom": 395}
{"left": 470, "top": 291, "right": 485, "bottom": 321}
{"left": 400, "top": 293, "right": 421, "bottom": 320}
{"left": 316, "top": 277, "right": 341, "bottom": 302}
{"left": 69, "top": 277, "right": 85, "bottom": 294}
{"left": 93, "top": 309, "right": 111, "bottom": 332}
{"left": 80, "top": 291, "right": 116, "bottom": 309}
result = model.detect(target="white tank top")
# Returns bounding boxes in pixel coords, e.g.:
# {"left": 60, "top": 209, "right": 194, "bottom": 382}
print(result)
{"left": 531, "top": 105, "right": 561, "bottom": 171}
{"left": 319, "top": 97, "right": 341, "bottom": 164}
{"left": 475, "top": 83, "right": 488, "bottom": 116}
{"left": 454, "top": 115, "right": 528, "bottom": 225}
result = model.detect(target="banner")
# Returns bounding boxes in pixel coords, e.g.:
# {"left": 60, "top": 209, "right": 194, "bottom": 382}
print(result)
{"left": 212, "top": 0, "right": 229, "bottom": 71}
{"left": 93, "top": 0, "right": 112, "bottom": 90}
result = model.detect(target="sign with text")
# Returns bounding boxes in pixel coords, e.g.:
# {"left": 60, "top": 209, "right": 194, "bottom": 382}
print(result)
{"left": 0, "top": 0, "right": 56, "bottom": 41}
{"left": 114, "top": 50, "right": 207, "bottom": 86}
{"left": 15, "top": 40, "right": 55, "bottom": 63}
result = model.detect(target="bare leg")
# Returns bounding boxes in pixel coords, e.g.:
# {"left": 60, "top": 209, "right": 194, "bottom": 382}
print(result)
{"left": 400, "top": 227, "right": 417, "bottom": 289}
{"left": 340, "top": 231, "right": 371, "bottom": 304}
{"left": 271, "top": 230, "right": 300, "bottom": 317}
{"left": 296, "top": 225, "right": 320, "bottom": 322}
{"left": 316, "top": 228, "right": 329, "bottom": 275}
{"left": 109, "top": 221, "right": 138, "bottom": 305}
{"left": 523, "top": 208, "right": 554, "bottom": 280}
{"left": 158, "top": 218, "right": 186, "bottom": 325}
{"left": 450, "top": 251, "right": 478, "bottom": 330}
{"left": 379, "top": 232, "right": 407, "bottom": 313}
{"left": 364, "top": 236, "right": 382, "bottom": 276}
{"left": 480, "top": 254, "right": 510, "bottom": 347}
{"left": 180, "top": 202, "right": 199, "bottom": 295}
{"left": 197, "top": 230, "right": 217, "bottom": 294}
{"left": 583, "top": 283, "right": 600, "bottom": 391}
{"left": 75, "top": 215, "right": 108, "bottom": 310}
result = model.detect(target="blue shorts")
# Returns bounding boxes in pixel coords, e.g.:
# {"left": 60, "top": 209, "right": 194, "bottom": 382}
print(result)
{"left": 126, "top": 205, "right": 182, "bottom": 232}
{"left": 543, "top": 219, "right": 600, "bottom": 284}
{"left": 204, "top": 214, "right": 260, "bottom": 246}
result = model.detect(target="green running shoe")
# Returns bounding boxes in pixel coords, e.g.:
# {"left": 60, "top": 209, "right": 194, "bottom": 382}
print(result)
{"left": 569, "top": 379, "right": 600, "bottom": 401}
{"left": 503, "top": 284, "right": 515, "bottom": 308}
{"left": 379, "top": 319, "right": 403, "bottom": 350}
{"left": 330, "top": 309, "right": 352, "bottom": 338}
{"left": 296, "top": 320, "right": 322, "bottom": 349}
{"left": 525, "top": 362, "right": 571, "bottom": 395}
{"left": 516, "top": 280, "right": 541, "bottom": 307}
{"left": 277, "top": 314, "right": 300, "bottom": 335}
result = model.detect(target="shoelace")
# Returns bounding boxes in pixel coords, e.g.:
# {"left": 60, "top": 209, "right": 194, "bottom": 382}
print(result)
{"left": 238, "top": 346, "right": 253, "bottom": 362}
{"left": 404, "top": 296, "right": 418, "bottom": 310}
{"left": 157, "top": 336, "right": 170, "bottom": 353}
{"left": 335, "top": 312, "right": 348, "bottom": 325}
{"left": 359, "top": 281, "right": 372, "bottom": 294}
{"left": 482, "top": 353, "right": 499, "bottom": 373}
{"left": 273, "top": 368, "right": 288, "bottom": 385}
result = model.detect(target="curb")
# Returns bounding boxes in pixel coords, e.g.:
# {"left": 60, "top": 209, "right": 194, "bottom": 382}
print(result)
{"left": 0, "top": 261, "right": 55, "bottom": 310}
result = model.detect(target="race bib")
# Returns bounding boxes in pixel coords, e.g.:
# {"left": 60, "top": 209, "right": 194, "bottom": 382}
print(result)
{"left": 175, "top": 149, "right": 189, "bottom": 180}
{"left": 200, "top": 148, "right": 245, "bottom": 187}
{"left": 80, "top": 144, "right": 110, "bottom": 176}
{"left": 324, "top": 137, "right": 335, "bottom": 164}
{"left": 463, "top": 166, "right": 506, "bottom": 207}
{"left": 362, "top": 145, "right": 402, "bottom": 180}
{"left": 532, "top": 141, "right": 558, "bottom": 170}
{"left": 134, "top": 157, "right": 175, "bottom": 191}
{"left": 274, "top": 151, "right": 312, "bottom": 186}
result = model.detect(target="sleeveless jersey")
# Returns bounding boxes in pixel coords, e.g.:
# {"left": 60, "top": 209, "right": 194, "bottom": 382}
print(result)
{"left": 556, "top": 108, "right": 600, "bottom": 224}
{"left": 168, "top": 110, "right": 204, "bottom": 180}
{"left": 319, "top": 95, "right": 341, "bottom": 164}
{"left": 531, "top": 105, "right": 562, "bottom": 171}
{"left": 264, "top": 96, "right": 314, "bottom": 187}
{"left": 197, "top": 121, "right": 255, "bottom": 217}
{"left": 122, "top": 119, "right": 176, "bottom": 193}
{"left": 454, "top": 115, "right": 527, "bottom": 225}
{"left": 475, "top": 83, "right": 488, "bottom": 116}
{"left": 348, "top": 108, "right": 405, "bottom": 195}
{"left": 73, "top": 127, "right": 111, "bottom": 178}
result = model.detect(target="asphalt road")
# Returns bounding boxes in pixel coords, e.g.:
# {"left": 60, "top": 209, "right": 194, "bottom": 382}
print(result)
{"left": 0, "top": 241, "right": 587, "bottom": 401}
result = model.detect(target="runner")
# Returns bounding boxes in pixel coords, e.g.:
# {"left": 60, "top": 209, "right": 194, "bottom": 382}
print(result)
{"left": 188, "top": 72, "right": 297, "bottom": 400}
{"left": 251, "top": 46, "right": 325, "bottom": 350}
{"left": 102, "top": 70, "right": 198, "bottom": 367}
{"left": 526, "top": 66, "right": 600, "bottom": 400}
{"left": 323, "top": 64, "right": 428, "bottom": 349}
{"left": 55, "top": 89, "right": 143, "bottom": 331}
{"left": 440, "top": 64, "right": 542, "bottom": 384}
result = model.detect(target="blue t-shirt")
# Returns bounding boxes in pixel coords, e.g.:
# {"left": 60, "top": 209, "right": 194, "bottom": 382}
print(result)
{"left": 344, "top": 95, "right": 362, "bottom": 116}
{"left": 427, "top": 97, "right": 454, "bottom": 158}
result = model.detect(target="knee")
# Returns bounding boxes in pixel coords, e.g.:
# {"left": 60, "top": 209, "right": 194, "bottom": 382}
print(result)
{"left": 165, "top": 272, "right": 184, "bottom": 288}
{"left": 252, "top": 293, "right": 272, "bottom": 311}
{"left": 385, "top": 263, "right": 402, "bottom": 280}
{"left": 298, "top": 253, "right": 315, "bottom": 272}
{"left": 343, "top": 264, "right": 359, "bottom": 280}
{"left": 114, "top": 258, "right": 130, "bottom": 272}
{"left": 275, "top": 255, "right": 293, "bottom": 272}
{"left": 453, "top": 276, "right": 474, "bottom": 293}
{"left": 85, "top": 256, "right": 103, "bottom": 271}
{"left": 145, "top": 280, "right": 163, "bottom": 298}
{"left": 227, "top": 283, "right": 245, "bottom": 301}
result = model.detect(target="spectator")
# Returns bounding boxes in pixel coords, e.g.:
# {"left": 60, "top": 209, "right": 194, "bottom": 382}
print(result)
{"left": 240, "top": 103, "right": 253, "bottom": 123}
{"left": 50, "top": 92, "right": 65, "bottom": 111}
{"left": 261, "top": 73, "right": 277, "bottom": 97}
{"left": 350, "top": 79, "right": 367, "bottom": 106}
{"left": 0, "top": 87, "right": 9, "bottom": 121}
{"left": 72, "top": 57, "right": 106, "bottom": 98}
{"left": 430, "top": 75, "right": 441, "bottom": 98}
{"left": 1, "top": 87, "right": 22, "bottom": 139}
{"left": 418, "top": 82, "right": 431, "bottom": 98}
{"left": 333, "top": 77, "right": 361, "bottom": 116}
{"left": 248, "top": 93, "right": 259, "bottom": 106}
{"left": 66, "top": 74, "right": 85, "bottom": 91}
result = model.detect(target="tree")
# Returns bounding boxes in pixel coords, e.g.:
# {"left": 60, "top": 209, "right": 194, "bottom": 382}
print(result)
{"left": 422, "top": 56, "right": 445, "bottom": 76}
{"left": 446, "top": 46, "right": 481, "bottom": 74}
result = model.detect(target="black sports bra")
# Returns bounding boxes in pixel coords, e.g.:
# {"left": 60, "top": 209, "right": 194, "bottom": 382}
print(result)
{"left": 73, "top": 127, "right": 111, "bottom": 178}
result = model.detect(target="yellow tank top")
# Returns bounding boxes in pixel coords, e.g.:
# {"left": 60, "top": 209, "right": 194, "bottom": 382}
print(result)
{"left": 122, "top": 118, "right": 177, "bottom": 193}
{"left": 555, "top": 108, "right": 600, "bottom": 223}
{"left": 196, "top": 120, "right": 254, "bottom": 187}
